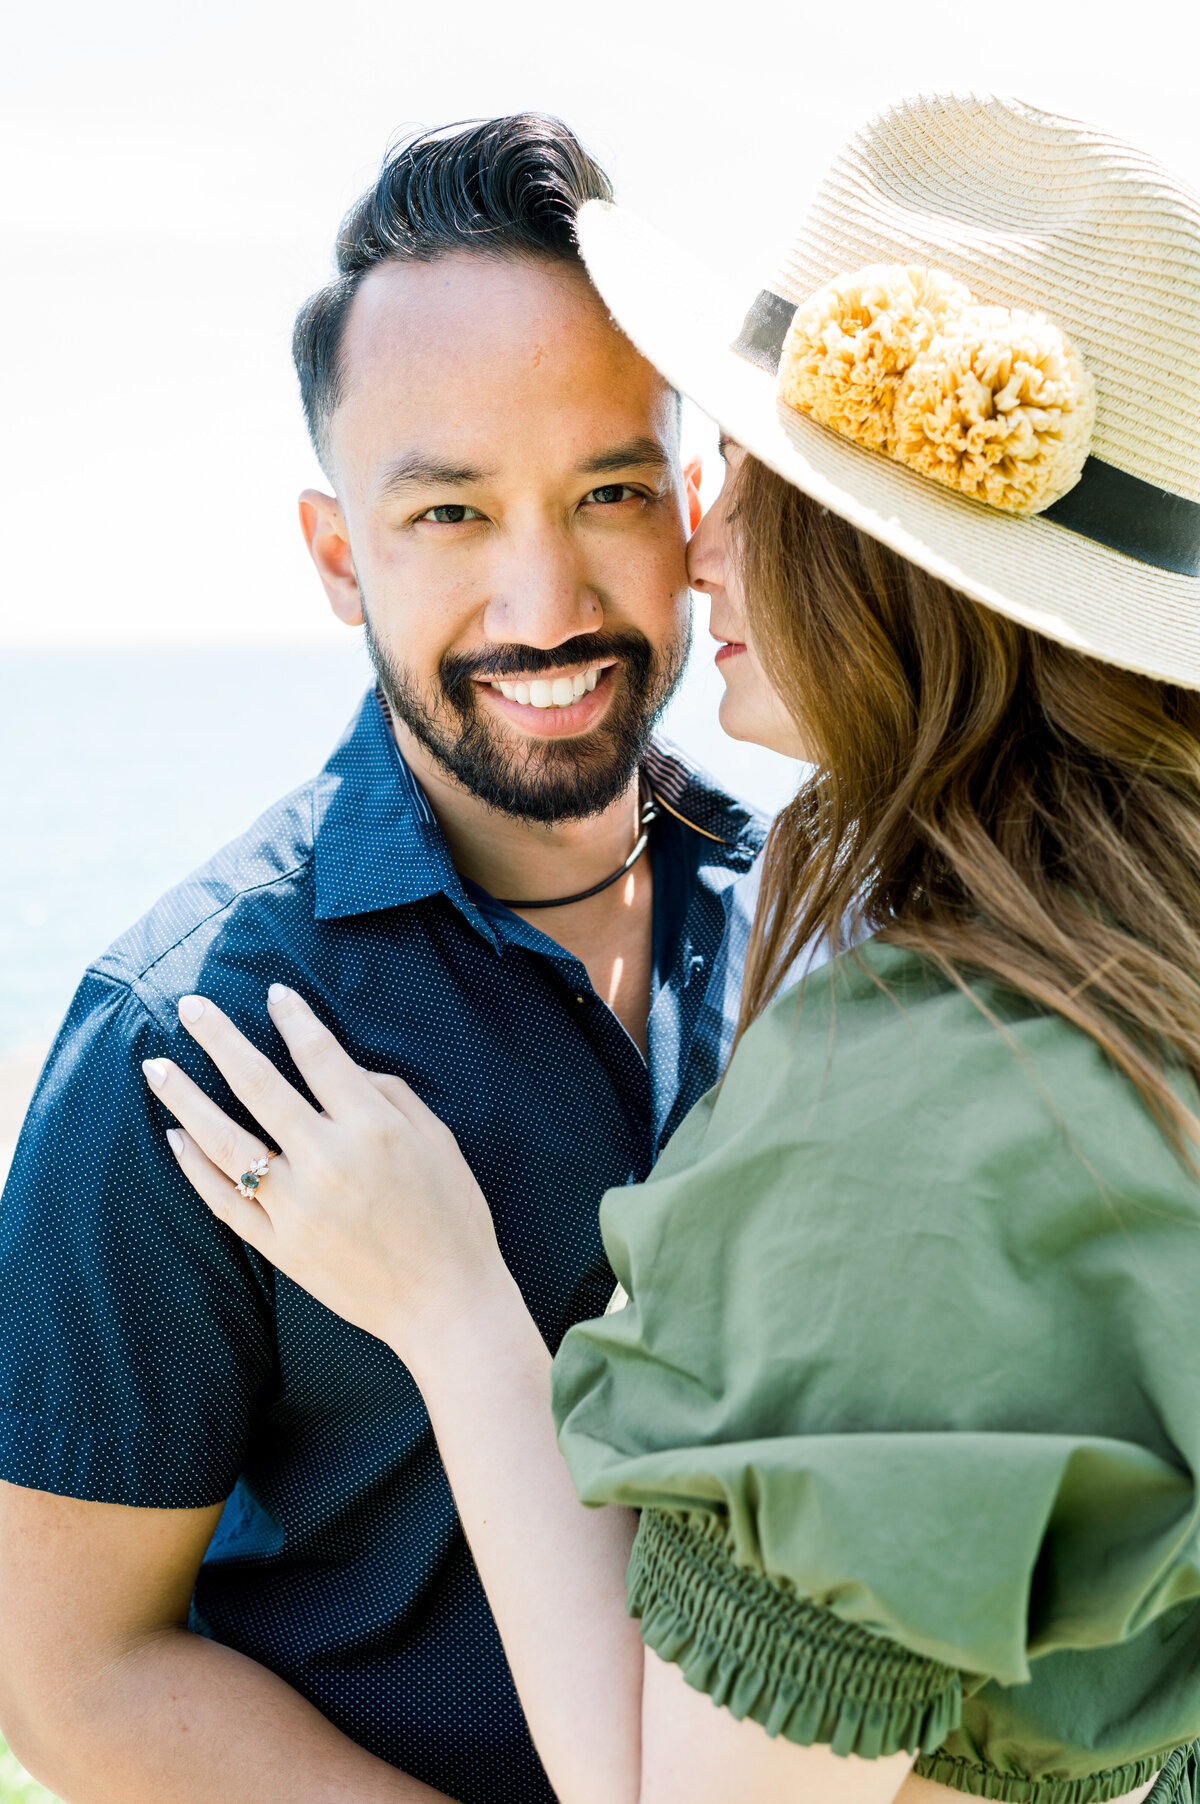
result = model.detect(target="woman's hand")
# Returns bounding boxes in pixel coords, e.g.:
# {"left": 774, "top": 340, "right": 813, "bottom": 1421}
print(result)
{"left": 142, "top": 983, "right": 513, "bottom": 1356}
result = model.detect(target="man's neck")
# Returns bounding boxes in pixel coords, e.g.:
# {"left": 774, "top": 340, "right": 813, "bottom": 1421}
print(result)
{"left": 389, "top": 712, "right": 656, "bottom": 1056}
{"left": 389, "top": 714, "right": 643, "bottom": 905}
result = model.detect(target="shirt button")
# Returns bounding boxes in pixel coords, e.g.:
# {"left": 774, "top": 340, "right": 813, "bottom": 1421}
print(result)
{"left": 575, "top": 994, "right": 586, "bottom": 1004}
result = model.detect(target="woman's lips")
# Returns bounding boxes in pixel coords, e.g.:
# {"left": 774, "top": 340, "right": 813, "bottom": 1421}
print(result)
{"left": 714, "top": 641, "right": 746, "bottom": 665}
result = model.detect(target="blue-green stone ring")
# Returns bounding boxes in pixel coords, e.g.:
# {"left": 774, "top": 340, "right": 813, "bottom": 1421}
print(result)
{"left": 236, "top": 1155, "right": 272, "bottom": 1198}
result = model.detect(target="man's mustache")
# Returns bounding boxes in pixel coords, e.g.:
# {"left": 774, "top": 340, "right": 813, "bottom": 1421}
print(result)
{"left": 441, "top": 632, "right": 651, "bottom": 687}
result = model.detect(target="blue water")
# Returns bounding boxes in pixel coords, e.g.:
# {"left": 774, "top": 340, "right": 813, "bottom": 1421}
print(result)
{"left": 0, "top": 641, "right": 797, "bottom": 1058}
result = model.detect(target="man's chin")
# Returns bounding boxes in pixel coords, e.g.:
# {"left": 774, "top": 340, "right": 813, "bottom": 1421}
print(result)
{"left": 455, "top": 733, "right": 643, "bottom": 824}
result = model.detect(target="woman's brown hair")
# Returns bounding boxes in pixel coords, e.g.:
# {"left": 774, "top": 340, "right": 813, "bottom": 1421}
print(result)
{"left": 735, "top": 456, "right": 1200, "bottom": 1152}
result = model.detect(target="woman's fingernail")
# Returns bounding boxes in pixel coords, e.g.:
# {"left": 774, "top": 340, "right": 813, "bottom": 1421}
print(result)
{"left": 143, "top": 1058, "right": 169, "bottom": 1090}
{"left": 166, "top": 1129, "right": 183, "bottom": 1155}
{"left": 268, "top": 983, "right": 292, "bottom": 1005}
{"left": 179, "top": 995, "right": 205, "bottom": 1023}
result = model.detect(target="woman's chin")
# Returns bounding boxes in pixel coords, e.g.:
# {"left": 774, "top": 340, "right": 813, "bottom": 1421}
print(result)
{"left": 718, "top": 695, "right": 797, "bottom": 759}
{"left": 716, "top": 695, "right": 754, "bottom": 745}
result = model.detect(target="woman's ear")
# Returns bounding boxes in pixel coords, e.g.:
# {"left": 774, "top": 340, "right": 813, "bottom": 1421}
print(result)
{"left": 684, "top": 458, "right": 703, "bottom": 534}
{"left": 299, "top": 490, "right": 362, "bottom": 626}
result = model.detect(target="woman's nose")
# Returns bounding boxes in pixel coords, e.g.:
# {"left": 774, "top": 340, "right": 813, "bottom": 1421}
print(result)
{"left": 686, "top": 508, "right": 724, "bottom": 595}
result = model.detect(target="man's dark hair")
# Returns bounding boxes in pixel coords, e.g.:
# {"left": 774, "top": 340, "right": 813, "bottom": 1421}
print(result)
{"left": 293, "top": 114, "right": 614, "bottom": 470}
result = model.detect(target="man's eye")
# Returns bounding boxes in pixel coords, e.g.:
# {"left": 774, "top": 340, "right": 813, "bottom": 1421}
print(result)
{"left": 418, "top": 505, "right": 483, "bottom": 524}
{"left": 586, "top": 484, "right": 639, "bottom": 506}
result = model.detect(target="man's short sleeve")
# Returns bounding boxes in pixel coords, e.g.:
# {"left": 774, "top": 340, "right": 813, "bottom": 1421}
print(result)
{"left": 0, "top": 970, "right": 276, "bottom": 1506}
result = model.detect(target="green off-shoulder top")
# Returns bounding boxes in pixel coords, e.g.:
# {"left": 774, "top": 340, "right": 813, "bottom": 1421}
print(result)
{"left": 551, "top": 939, "right": 1200, "bottom": 1804}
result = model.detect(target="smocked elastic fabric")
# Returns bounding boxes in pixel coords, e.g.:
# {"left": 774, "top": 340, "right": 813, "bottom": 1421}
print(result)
{"left": 627, "top": 1508, "right": 962, "bottom": 1758}
{"left": 1146, "top": 1744, "right": 1200, "bottom": 1804}
{"left": 629, "top": 1511, "right": 1199, "bottom": 1801}
{"left": 911, "top": 1743, "right": 1198, "bottom": 1803}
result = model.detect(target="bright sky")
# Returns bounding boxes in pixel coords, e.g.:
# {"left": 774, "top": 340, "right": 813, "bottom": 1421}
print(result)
{"left": 2, "top": 0, "right": 1197, "bottom": 648}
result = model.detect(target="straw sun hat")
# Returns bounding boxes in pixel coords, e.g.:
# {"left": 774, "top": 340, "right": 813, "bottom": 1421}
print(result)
{"left": 575, "top": 93, "right": 1200, "bottom": 688}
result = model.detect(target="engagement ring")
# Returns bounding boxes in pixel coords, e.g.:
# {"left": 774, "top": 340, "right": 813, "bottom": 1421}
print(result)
{"left": 236, "top": 1155, "right": 272, "bottom": 1198}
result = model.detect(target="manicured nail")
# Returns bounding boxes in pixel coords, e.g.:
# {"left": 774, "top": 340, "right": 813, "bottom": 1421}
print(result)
{"left": 179, "top": 995, "right": 205, "bottom": 1023}
{"left": 166, "top": 1129, "right": 183, "bottom": 1155}
{"left": 268, "top": 984, "right": 293, "bottom": 1005}
{"left": 143, "top": 1058, "right": 169, "bottom": 1089}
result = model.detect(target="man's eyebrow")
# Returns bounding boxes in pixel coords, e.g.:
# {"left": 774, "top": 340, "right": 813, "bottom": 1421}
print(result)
{"left": 377, "top": 454, "right": 493, "bottom": 498}
{"left": 576, "top": 437, "right": 672, "bottom": 478}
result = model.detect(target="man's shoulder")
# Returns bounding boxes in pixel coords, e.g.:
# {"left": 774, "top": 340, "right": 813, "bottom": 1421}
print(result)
{"left": 91, "top": 778, "right": 320, "bottom": 1010}
{"left": 645, "top": 736, "right": 770, "bottom": 859}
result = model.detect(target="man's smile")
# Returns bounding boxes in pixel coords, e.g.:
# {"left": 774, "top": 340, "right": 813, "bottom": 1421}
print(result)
{"left": 474, "top": 660, "right": 619, "bottom": 736}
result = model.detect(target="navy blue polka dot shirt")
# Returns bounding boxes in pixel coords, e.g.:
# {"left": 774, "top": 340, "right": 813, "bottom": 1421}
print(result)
{"left": 0, "top": 688, "right": 766, "bottom": 1803}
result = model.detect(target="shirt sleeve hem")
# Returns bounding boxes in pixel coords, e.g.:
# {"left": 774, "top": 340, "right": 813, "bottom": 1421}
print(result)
{"left": 0, "top": 1402, "right": 237, "bottom": 1509}
{"left": 628, "top": 1507, "right": 962, "bottom": 1759}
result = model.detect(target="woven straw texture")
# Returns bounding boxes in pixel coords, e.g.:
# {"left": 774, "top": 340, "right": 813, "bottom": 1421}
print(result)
{"left": 575, "top": 93, "right": 1200, "bottom": 690}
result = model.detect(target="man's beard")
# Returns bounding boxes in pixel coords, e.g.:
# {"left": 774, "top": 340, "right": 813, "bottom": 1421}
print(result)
{"left": 363, "top": 608, "right": 690, "bottom": 825}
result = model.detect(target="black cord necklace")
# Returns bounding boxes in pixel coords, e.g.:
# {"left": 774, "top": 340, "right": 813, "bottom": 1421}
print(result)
{"left": 496, "top": 782, "right": 658, "bottom": 910}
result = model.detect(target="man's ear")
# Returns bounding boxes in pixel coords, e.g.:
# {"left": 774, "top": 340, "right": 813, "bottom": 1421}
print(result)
{"left": 683, "top": 458, "right": 703, "bottom": 534}
{"left": 299, "top": 490, "right": 362, "bottom": 626}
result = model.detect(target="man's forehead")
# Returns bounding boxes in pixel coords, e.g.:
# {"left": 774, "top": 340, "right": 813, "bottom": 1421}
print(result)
{"left": 332, "top": 252, "right": 675, "bottom": 481}
{"left": 340, "top": 252, "right": 658, "bottom": 389}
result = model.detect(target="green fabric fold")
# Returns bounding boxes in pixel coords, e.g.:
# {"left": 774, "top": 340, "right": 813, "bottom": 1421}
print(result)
{"left": 628, "top": 1508, "right": 962, "bottom": 1758}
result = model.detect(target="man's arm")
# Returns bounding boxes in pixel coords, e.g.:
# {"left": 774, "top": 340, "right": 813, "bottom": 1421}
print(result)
{"left": 0, "top": 1482, "right": 452, "bottom": 1804}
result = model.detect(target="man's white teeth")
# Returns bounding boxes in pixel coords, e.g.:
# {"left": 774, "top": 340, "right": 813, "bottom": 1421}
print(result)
{"left": 490, "top": 666, "right": 602, "bottom": 708}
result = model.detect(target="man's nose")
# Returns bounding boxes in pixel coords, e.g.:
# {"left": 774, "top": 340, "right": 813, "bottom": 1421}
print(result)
{"left": 482, "top": 525, "right": 603, "bottom": 649}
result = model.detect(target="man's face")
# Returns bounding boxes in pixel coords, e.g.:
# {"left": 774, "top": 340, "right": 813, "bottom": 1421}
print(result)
{"left": 305, "top": 252, "right": 695, "bottom": 822}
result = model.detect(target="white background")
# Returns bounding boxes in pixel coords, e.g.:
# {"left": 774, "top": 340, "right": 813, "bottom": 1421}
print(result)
{"left": 3, "top": 0, "right": 1198, "bottom": 652}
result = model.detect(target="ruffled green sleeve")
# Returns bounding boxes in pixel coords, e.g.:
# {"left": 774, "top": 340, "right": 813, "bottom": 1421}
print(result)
{"left": 627, "top": 1507, "right": 961, "bottom": 1756}
{"left": 551, "top": 941, "right": 1200, "bottom": 1761}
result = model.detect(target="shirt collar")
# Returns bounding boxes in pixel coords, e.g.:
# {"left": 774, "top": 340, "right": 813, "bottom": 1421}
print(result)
{"left": 642, "top": 738, "right": 766, "bottom": 866}
{"left": 312, "top": 688, "right": 766, "bottom": 926}
{"left": 313, "top": 689, "right": 481, "bottom": 926}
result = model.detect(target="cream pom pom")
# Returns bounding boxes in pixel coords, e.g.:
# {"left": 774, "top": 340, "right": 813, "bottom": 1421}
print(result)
{"left": 893, "top": 305, "right": 1097, "bottom": 513}
{"left": 778, "top": 265, "right": 971, "bottom": 452}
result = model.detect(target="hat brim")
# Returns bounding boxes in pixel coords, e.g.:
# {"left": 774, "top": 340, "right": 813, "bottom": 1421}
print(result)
{"left": 577, "top": 200, "right": 1200, "bottom": 691}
